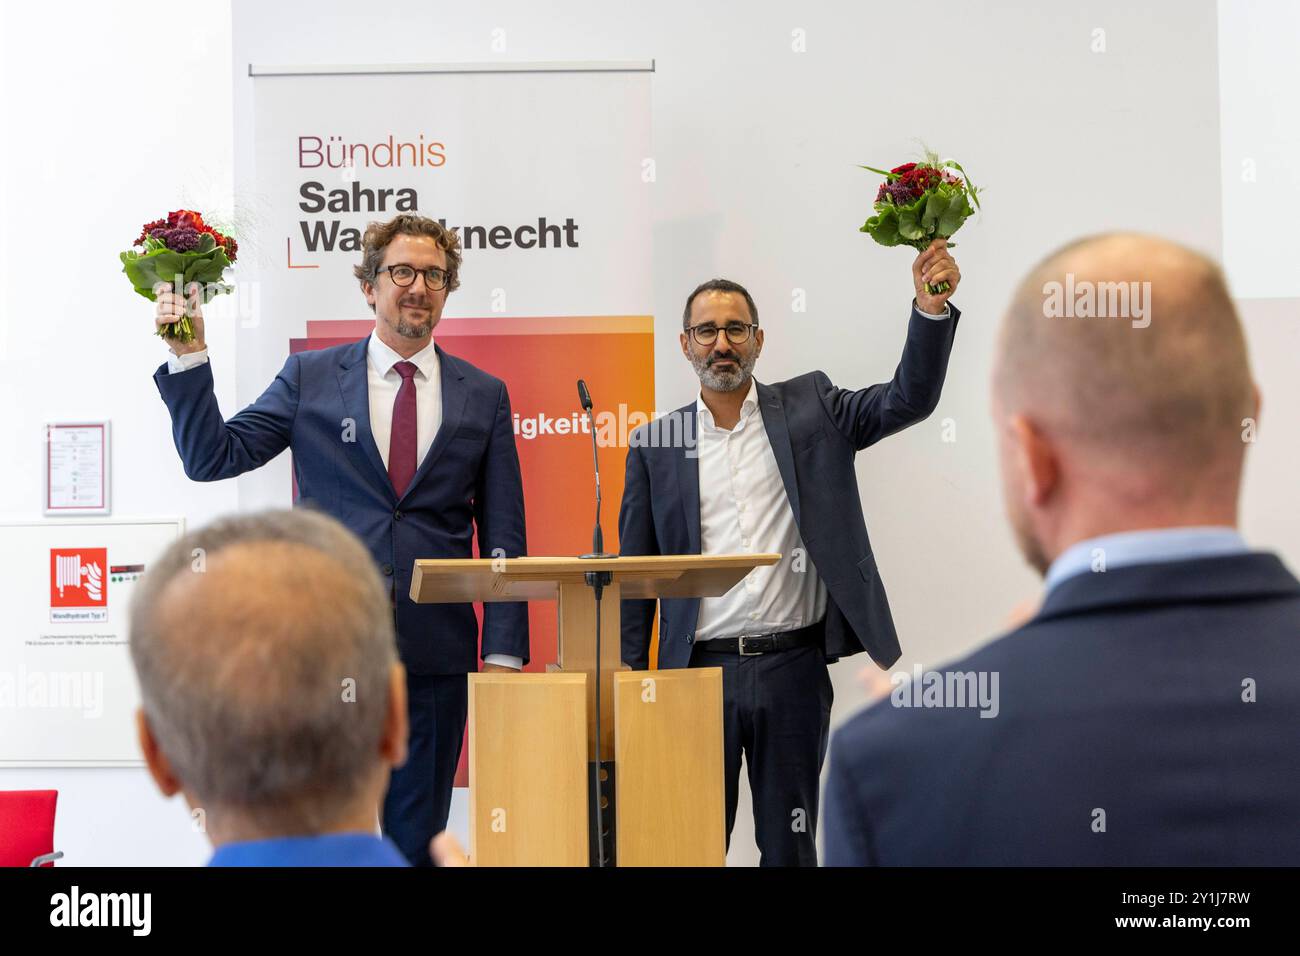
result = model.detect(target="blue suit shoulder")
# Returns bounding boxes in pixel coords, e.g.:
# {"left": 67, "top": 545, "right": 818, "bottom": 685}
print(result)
{"left": 627, "top": 399, "right": 696, "bottom": 455}
{"left": 761, "top": 370, "right": 827, "bottom": 395}
{"left": 763, "top": 370, "right": 844, "bottom": 410}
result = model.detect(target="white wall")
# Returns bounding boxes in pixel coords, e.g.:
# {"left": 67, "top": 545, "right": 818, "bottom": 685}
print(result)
{"left": 2, "top": 0, "right": 1294, "bottom": 867}
{"left": 0, "top": 2, "right": 236, "bottom": 864}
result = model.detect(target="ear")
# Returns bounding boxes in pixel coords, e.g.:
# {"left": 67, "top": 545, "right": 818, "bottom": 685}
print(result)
{"left": 1251, "top": 382, "right": 1262, "bottom": 430}
{"left": 136, "top": 709, "right": 182, "bottom": 798}
{"left": 754, "top": 327, "right": 764, "bottom": 352}
{"left": 1008, "top": 413, "right": 1059, "bottom": 507}
{"left": 679, "top": 331, "right": 690, "bottom": 359}
{"left": 362, "top": 279, "right": 376, "bottom": 309}
{"left": 381, "top": 663, "right": 409, "bottom": 770}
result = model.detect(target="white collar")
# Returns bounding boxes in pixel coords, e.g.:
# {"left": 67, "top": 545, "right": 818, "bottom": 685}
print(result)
{"left": 695, "top": 376, "right": 759, "bottom": 427}
{"left": 367, "top": 328, "right": 439, "bottom": 380}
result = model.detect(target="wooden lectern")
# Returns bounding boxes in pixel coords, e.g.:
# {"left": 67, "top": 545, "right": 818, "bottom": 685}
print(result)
{"left": 410, "top": 553, "right": 778, "bottom": 866}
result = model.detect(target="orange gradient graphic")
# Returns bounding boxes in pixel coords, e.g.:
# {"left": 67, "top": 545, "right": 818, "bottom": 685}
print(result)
{"left": 291, "top": 315, "right": 655, "bottom": 785}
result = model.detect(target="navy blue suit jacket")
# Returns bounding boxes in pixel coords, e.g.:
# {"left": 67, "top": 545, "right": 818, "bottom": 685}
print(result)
{"left": 618, "top": 305, "right": 960, "bottom": 670}
{"left": 152, "top": 336, "right": 528, "bottom": 675}
{"left": 822, "top": 553, "right": 1300, "bottom": 865}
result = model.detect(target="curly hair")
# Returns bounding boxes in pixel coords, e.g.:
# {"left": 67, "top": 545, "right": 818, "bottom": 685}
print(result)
{"left": 353, "top": 214, "right": 462, "bottom": 297}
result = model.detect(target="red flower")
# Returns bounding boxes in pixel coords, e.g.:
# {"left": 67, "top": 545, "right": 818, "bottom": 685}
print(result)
{"left": 132, "top": 209, "right": 237, "bottom": 261}
{"left": 135, "top": 217, "right": 167, "bottom": 246}
{"left": 170, "top": 210, "right": 207, "bottom": 232}
{"left": 890, "top": 162, "right": 917, "bottom": 175}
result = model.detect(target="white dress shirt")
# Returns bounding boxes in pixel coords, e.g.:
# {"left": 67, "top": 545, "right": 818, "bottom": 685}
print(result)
{"left": 365, "top": 329, "right": 442, "bottom": 469}
{"left": 168, "top": 334, "right": 522, "bottom": 670}
{"left": 694, "top": 377, "right": 828, "bottom": 641}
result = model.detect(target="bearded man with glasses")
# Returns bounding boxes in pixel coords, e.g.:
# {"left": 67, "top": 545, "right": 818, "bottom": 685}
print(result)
{"left": 617, "top": 241, "right": 962, "bottom": 865}
{"left": 149, "top": 213, "right": 528, "bottom": 866}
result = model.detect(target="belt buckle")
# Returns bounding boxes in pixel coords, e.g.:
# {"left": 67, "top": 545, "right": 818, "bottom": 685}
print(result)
{"left": 738, "top": 635, "right": 763, "bottom": 656}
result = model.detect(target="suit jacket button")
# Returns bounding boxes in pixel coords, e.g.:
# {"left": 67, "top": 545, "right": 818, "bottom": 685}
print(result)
{"left": 394, "top": 510, "right": 404, "bottom": 521}
{"left": 381, "top": 563, "right": 394, "bottom": 576}
{"left": 685, "top": 633, "right": 694, "bottom": 644}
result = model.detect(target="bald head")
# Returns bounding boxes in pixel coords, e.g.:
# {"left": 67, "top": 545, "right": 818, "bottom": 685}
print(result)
{"left": 129, "top": 509, "right": 399, "bottom": 835}
{"left": 990, "top": 233, "right": 1259, "bottom": 573}
{"left": 994, "top": 233, "right": 1255, "bottom": 492}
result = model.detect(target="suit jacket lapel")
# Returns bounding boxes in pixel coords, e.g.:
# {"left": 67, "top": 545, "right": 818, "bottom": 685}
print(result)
{"left": 336, "top": 336, "right": 396, "bottom": 503}
{"left": 675, "top": 403, "right": 701, "bottom": 554}
{"left": 756, "top": 380, "right": 802, "bottom": 527}
{"left": 400, "top": 343, "right": 468, "bottom": 504}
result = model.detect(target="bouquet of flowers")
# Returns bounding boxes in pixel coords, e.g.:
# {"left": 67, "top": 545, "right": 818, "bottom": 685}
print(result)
{"left": 120, "top": 209, "right": 238, "bottom": 342}
{"left": 860, "top": 150, "right": 980, "bottom": 294}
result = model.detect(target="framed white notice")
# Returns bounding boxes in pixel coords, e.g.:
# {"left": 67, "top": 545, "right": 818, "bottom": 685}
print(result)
{"left": 44, "top": 422, "right": 111, "bottom": 516}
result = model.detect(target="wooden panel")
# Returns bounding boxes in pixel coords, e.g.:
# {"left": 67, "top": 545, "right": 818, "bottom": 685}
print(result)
{"left": 614, "top": 668, "right": 726, "bottom": 866}
{"left": 410, "top": 553, "right": 781, "bottom": 604}
{"left": 468, "top": 673, "right": 589, "bottom": 867}
{"left": 557, "top": 579, "right": 622, "bottom": 761}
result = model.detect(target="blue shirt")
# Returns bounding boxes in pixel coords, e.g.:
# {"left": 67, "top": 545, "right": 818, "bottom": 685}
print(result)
{"left": 208, "top": 832, "right": 410, "bottom": 867}
{"left": 1043, "top": 526, "right": 1249, "bottom": 594}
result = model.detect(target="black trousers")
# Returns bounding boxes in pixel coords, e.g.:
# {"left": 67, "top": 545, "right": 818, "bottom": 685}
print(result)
{"left": 381, "top": 671, "right": 468, "bottom": 867}
{"left": 689, "top": 641, "right": 833, "bottom": 866}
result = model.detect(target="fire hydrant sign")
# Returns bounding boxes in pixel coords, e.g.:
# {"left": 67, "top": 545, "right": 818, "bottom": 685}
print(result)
{"left": 0, "top": 518, "right": 182, "bottom": 766}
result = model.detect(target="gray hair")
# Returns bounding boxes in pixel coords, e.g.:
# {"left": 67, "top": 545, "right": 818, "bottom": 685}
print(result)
{"left": 129, "top": 508, "right": 397, "bottom": 830}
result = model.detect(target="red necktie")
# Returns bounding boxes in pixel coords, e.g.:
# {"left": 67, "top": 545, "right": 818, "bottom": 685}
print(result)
{"left": 388, "top": 361, "right": 418, "bottom": 497}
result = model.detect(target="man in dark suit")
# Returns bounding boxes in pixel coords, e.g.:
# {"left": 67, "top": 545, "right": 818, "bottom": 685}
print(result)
{"left": 823, "top": 232, "right": 1300, "bottom": 865}
{"left": 151, "top": 214, "right": 528, "bottom": 866}
{"left": 618, "top": 240, "right": 962, "bottom": 865}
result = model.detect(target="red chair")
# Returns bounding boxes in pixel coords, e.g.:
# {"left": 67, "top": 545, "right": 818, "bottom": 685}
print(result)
{"left": 0, "top": 790, "right": 62, "bottom": 866}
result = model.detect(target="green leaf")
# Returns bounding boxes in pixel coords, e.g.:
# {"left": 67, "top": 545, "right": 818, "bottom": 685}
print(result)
{"left": 861, "top": 206, "right": 902, "bottom": 246}
{"left": 937, "top": 192, "right": 972, "bottom": 236}
{"left": 123, "top": 256, "right": 160, "bottom": 299}
{"left": 150, "top": 251, "right": 185, "bottom": 288}
{"left": 188, "top": 255, "right": 229, "bottom": 285}
{"left": 942, "top": 160, "right": 982, "bottom": 210}
{"left": 896, "top": 192, "right": 930, "bottom": 242}
{"left": 898, "top": 206, "right": 924, "bottom": 241}
{"left": 921, "top": 190, "right": 947, "bottom": 232}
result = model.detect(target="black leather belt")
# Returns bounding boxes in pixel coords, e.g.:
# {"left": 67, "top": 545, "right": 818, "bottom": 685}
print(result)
{"left": 694, "top": 620, "right": 824, "bottom": 656}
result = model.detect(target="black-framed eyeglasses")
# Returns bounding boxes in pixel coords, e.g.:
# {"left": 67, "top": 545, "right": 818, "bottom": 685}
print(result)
{"left": 377, "top": 263, "right": 451, "bottom": 291}
{"left": 687, "top": 322, "right": 758, "bottom": 346}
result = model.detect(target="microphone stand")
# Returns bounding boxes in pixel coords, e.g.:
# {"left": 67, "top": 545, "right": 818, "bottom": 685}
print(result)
{"left": 577, "top": 380, "right": 616, "bottom": 867}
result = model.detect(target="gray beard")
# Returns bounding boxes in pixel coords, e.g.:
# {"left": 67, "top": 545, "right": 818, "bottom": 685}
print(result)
{"left": 395, "top": 316, "right": 430, "bottom": 338}
{"left": 691, "top": 350, "right": 756, "bottom": 392}
{"left": 394, "top": 303, "right": 433, "bottom": 339}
